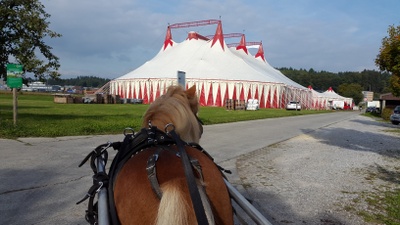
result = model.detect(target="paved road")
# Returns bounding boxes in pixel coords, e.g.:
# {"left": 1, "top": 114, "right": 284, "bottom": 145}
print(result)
{"left": 236, "top": 113, "right": 400, "bottom": 225}
{"left": 0, "top": 111, "right": 358, "bottom": 225}
{"left": 201, "top": 111, "right": 358, "bottom": 163}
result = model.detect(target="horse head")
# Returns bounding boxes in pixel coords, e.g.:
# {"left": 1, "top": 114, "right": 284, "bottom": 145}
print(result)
{"left": 142, "top": 85, "right": 202, "bottom": 143}
{"left": 114, "top": 84, "right": 233, "bottom": 225}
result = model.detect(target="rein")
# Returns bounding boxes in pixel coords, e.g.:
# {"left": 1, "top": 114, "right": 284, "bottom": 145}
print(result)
{"left": 166, "top": 124, "right": 209, "bottom": 225}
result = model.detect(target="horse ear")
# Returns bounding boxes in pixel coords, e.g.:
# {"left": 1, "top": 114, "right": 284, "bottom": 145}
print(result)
{"left": 185, "top": 85, "right": 196, "bottom": 99}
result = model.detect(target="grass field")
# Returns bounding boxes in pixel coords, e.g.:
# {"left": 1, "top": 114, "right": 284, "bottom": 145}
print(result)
{"left": 0, "top": 91, "right": 331, "bottom": 138}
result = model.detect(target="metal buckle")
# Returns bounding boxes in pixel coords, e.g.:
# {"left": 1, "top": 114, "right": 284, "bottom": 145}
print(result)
{"left": 96, "top": 181, "right": 104, "bottom": 193}
{"left": 100, "top": 142, "right": 111, "bottom": 154}
{"left": 164, "top": 123, "right": 175, "bottom": 134}
{"left": 123, "top": 127, "right": 135, "bottom": 136}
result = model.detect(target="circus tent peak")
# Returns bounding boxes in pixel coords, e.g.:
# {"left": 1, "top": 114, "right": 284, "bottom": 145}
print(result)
{"left": 323, "top": 87, "right": 351, "bottom": 102}
{"left": 163, "top": 26, "right": 173, "bottom": 50}
{"left": 255, "top": 42, "right": 265, "bottom": 62}
{"left": 327, "top": 87, "right": 334, "bottom": 92}
{"left": 211, "top": 21, "right": 225, "bottom": 50}
{"left": 236, "top": 34, "right": 248, "bottom": 54}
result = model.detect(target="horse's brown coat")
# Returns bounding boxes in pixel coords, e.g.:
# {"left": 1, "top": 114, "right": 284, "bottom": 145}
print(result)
{"left": 114, "top": 85, "right": 233, "bottom": 225}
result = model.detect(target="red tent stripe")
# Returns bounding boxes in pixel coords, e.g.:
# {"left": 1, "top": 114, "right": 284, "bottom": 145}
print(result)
{"left": 149, "top": 83, "right": 154, "bottom": 103}
{"left": 155, "top": 83, "right": 160, "bottom": 99}
{"left": 223, "top": 83, "right": 229, "bottom": 107}
{"left": 199, "top": 83, "right": 206, "bottom": 106}
{"left": 143, "top": 83, "right": 148, "bottom": 104}
{"left": 138, "top": 83, "right": 142, "bottom": 100}
{"left": 126, "top": 83, "right": 131, "bottom": 99}
{"left": 215, "top": 84, "right": 222, "bottom": 106}
{"left": 273, "top": 88, "right": 278, "bottom": 108}
{"left": 207, "top": 83, "right": 214, "bottom": 106}
{"left": 280, "top": 91, "right": 285, "bottom": 108}
{"left": 254, "top": 85, "right": 259, "bottom": 100}
{"left": 239, "top": 85, "right": 245, "bottom": 101}
{"left": 260, "top": 86, "right": 265, "bottom": 108}
{"left": 224, "top": 83, "right": 229, "bottom": 100}
{"left": 247, "top": 85, "right": 252, "bottom": 101}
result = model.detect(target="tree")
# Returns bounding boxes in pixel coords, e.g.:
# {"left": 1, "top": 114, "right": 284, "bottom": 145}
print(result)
{"left": 375, "top": 24, "right": 400, "bottom": 96}
{"left": 338, "top": 83, "right": 363, "bottom": 105}
{"left": 0, "top": 0, "right": 61, "bottom": 81}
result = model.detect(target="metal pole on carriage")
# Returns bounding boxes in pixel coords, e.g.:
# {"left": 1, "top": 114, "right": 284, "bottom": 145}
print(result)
{"left": 224, "top": 179, "right": 273, "bottom": 225}
{"left": 97, "top": 155, "right": 110, "bottom": 225}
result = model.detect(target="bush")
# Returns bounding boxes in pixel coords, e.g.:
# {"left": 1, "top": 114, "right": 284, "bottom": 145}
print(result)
{"left": 381, "top": 108, "right": 393, "bottom": 121}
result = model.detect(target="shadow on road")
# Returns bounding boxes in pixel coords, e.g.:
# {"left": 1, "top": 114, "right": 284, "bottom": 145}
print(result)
{"left": 235, "top": 188, "right": 348, "bottom": 225}
{"left": 350, "top": 118, "right": 395, "bottom": 128}
{"left": 302, "top": 121, "right": 399, "bottom": 160}
{"left": 235, "top": 115, "right": 399, "bottom": 225}
{"left": 0, "top": 166, "right": 88, "bottom": 225}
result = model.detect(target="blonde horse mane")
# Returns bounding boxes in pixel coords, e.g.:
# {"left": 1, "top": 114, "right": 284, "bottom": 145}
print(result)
{"left": 142, "top": 85, "right": 202, "bottom": 143}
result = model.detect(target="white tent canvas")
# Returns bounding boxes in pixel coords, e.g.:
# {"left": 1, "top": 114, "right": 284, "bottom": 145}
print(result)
{"left": 308, "top": 86, "right": 329, "bottom": 110}
{"left": 322, "top": 87, "right": 354, "bottom": 109}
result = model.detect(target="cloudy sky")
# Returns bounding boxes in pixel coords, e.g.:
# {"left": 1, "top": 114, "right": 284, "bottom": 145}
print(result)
{"left": 41, "top": 0, "right": 400, "bottom": 79}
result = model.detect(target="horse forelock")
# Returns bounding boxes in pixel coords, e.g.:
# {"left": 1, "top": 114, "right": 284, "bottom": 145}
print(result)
{"left": 142, "top": 86, "right": 201, "bottom": 143}
{"left": 165, "top": 86, "right": 199, "bottom": 113}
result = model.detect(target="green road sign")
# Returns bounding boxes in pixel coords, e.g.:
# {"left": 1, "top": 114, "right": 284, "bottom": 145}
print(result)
{"left": 7, "top": 64, "right": 23, "bottom": 88}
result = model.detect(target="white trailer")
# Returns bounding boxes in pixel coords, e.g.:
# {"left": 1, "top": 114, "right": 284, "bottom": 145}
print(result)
{"left": 332, "top": 100, "right": 345, "bottom": 109}
{"left": 367, "top": 101, "right": 380, "bottom": 108}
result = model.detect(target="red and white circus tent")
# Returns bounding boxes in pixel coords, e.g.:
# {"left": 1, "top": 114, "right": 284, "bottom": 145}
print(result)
{"left": 323, "top": 87, "right": 354, "bottom": 109}
{"left": 109, "top": 19, "right": 312, "bottom": 109}
{"left": 308, "top": 85, "right": 329, "bottom": 110}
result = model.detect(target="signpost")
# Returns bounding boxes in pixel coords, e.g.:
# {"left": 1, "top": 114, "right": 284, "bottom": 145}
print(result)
{"left": 177, "top": 71, "right": 186, "bottom": 90}
{"left": 6, "top": 64, "right": 23, "bottom": 126}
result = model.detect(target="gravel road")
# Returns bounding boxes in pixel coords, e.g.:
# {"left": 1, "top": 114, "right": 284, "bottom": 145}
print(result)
{"left": 233, "top": 114, "right": 400, "bottom": 225}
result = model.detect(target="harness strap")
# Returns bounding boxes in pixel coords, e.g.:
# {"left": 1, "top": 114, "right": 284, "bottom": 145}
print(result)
{"left": 146, "top": 147, "right": 163, "bottom": 199}
{"left": 108, "top": 133, "right": 134, "bottom": 225}
{"left": 169, "top": 129, "right": 210, "bottom": 225}
{"left": 189, "top": 158, "right": 204, "bottom": 182}
{"left": 146, "top": 146, "right": 206, "bottom": 200}
{"left": 85, "top": 195, "right": 97, "bottom": 224}
{"left": 108, "top": 128, "right": 177, "bottom": 225}
{"left": 189, "top": 143, "right": 232, "bottom": 176}
{"left": 77, "top": 170, "right": 109, "bottom": 225}
{"left": 77, "top": 142, "right": 115, "bottom": 225}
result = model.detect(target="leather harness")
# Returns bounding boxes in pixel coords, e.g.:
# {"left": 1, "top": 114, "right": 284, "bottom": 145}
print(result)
{"left": 77, "top": 123, "right": 230, "bottom": 225}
